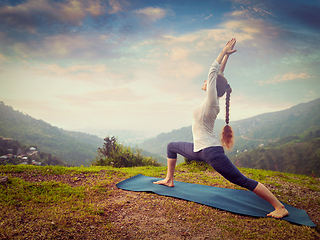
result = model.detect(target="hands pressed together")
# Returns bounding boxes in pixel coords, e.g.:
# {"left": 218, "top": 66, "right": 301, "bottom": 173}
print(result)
{"left": 223, "top": 38, "right": 237, "bottom": 55}
{"left": 216, "top": 38, "right": 237, "bottom": 65}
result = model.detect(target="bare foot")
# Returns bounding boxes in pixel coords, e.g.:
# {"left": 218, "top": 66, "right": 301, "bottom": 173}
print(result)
{"left": 153, "top": 178, "right": 174, "bottom": 187}
{"left": 267, "top": 206, "right": 289, "bottom": 219}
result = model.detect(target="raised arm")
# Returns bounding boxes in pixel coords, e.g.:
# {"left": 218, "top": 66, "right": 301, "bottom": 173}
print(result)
{"left": 220, "top": 55, "right": 229, "bottom": 74}
{"left": 215, "top": 38, "right": 237, "bottom": 65}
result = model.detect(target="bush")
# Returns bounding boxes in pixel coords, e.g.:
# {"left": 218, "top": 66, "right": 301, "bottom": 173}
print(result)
{"left": 92, "top": 136, "right": 161, "bottom": 167}
{"left": 184, "top": 157, "right": 210, "bottom": 171}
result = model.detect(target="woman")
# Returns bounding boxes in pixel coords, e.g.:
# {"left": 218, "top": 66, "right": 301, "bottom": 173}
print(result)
{"left": 154, "top": 38, "right": 289, "bottom": 219}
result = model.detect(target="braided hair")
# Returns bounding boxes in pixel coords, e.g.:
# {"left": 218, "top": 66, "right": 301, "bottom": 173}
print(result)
{"left": 216, "top": 75, "right": 234, "bottom": 150}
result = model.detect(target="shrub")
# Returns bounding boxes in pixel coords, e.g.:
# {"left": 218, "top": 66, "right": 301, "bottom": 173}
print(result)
{"left": 92, "top": 136, "right": 160, "bottom": 167}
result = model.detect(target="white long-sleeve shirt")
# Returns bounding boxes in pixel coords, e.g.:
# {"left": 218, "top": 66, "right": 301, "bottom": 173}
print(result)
{"left": 192, "top": 60, "right": 222, "bottom": 152}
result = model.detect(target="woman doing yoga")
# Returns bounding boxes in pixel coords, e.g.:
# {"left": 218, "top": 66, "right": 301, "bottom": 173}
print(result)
{"left": 154, "top": 38, "right": 289, "bottom": 219}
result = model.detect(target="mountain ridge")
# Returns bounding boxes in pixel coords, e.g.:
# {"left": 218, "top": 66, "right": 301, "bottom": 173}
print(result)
{"left": 231, "top": 98, "right": 320, "bottom": 140}
{"left": 0, "top": 101, "right": 165, "bottom": 166}
{"left": 139, "top": 98, "right": 320, "bottom": 174}
{"left": 1, "top": 98, "right": 319, "bottom": 168}
{"left": 0, "top": 102, "right": 102, "bottom": 166}
{"left": 140, "top": 98, "right": 320, "bottom": 155}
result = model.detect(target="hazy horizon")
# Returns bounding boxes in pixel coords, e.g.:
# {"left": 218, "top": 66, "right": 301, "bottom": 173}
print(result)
{"left": 2, "top": 98, "right": 318, "bottom": 140}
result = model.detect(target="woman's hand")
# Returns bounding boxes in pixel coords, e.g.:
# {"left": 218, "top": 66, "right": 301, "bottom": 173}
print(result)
{"left": 215, "top": 38, "right": 237, "bottom": 64}
{"left": 223, "top": 38, "right": 237, "bottom": 55}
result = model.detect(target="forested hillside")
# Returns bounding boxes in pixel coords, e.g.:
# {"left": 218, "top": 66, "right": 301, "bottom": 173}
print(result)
{"left": 0, "top": 138, "right": 66, "bottom": 166}
{"left": 0, "top": 102, "right": 164, "bottom": 166}
{"left": 139, "top": 98, "right": 320, "bottom": 176}
{"left": 232, "top": 98, "right": 320, "bottom": 140}
{"left": 0, "top": 102, "right": 103, "bottom": 166}
{"left": 231, "top": 126, "right": 320, "bottom": 177}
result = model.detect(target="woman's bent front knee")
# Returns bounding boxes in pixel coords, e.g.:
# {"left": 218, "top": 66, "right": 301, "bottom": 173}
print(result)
{"left": 167, "top": 142, "right": 178, "bottom": 159}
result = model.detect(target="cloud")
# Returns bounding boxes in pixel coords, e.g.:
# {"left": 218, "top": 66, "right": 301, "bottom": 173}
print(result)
{"left": 9, "top": 33, "right": 122, "bottom": 60}
{"left": 0, "top": 53, "right": 8, "bottom": 62}
{"left": 132, "top": 26, "right": 258, "bottom": 100}
{"left": 169, "top": 47, "right": 190, "bottom": 61}
{"left": 107, "top": 0, "right": 126, "bottom": 14}
{"left": 230, "top": 5, "right": 273, "bottom": 19}
{"left": 218, "top": 7, "right": 303, "bottom": 60}
{"left": 222, "top": 16, "right": 281, "bottom": 40}
{"left": 56, "top": 87, "right": 146, "bottom": 106}
{"left": 205, "top": 14, "right": 213, "bottom": 20}
{"left": 0, "top": 1, "right": 125, "bottom": 61}
{"left": 259, "top": 72, "right": 312, "bottom": 85}
{"left": 229, "top": 0, "right": 320, "bottom": 31}
{"left": 135, "top": 7, "right": 167, "bottom": 22}
{"left": 0, "top": 0, "right": 112, "bottom": 33}
{"left": 26, "top": 62, "right": 130, "bottom": 83}
{"left": 224, "top": 3, "right": 306, "bottom": 46}
{"left": 159, "top": 28, "right": 253, "bottom": 51}
{"left": 157, "top": 59, "right": 204, "bottom": 90}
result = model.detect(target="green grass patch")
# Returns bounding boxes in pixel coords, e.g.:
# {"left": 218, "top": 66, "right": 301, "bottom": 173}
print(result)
{"left": 0, "top": 177, "right": 85, "bottom": 206}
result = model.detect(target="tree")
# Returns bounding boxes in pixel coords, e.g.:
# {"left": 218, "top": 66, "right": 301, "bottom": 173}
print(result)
{"left": 93, "top": 136, "right": 160, "bottom": 168}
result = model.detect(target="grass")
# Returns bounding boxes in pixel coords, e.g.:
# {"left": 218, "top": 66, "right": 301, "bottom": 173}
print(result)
{"left": 0, "top": 164, "right": 319, "bottom": 239}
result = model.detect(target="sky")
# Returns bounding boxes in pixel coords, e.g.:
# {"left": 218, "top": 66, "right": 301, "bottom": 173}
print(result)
{"left": 0, "top": 0, "right": 319, "bottom": 137}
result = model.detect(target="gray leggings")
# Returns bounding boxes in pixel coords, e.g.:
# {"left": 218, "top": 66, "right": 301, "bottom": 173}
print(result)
{"left": 167, "top": 142, "right": 258, "bottom": 191}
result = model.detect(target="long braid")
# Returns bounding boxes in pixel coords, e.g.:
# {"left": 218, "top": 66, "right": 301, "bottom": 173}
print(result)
{"left": 225, "top": 84, "right": 231, "bottom": 124}
{"left": 221, "top": 84, "right": 234, "bottom": 150}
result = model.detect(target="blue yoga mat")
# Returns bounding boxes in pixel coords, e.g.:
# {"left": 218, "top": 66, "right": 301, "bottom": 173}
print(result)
{"left": 116, "top": 174, "right": 316, "bottom": 227}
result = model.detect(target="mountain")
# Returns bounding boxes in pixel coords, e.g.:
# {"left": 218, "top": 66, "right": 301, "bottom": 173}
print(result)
{"left": 227, "top": 98, "right": 320, "bottom": 158}
{"left": 0, "top": 102, "right": 103, "bottom": 166}
{"left": 140, "top": 98, "right": 320, "bottom": 157}
{"left": 231, "top": 126, "right": 320, "bottom": 177}
{"left": 138, "top": 98, "right": 320, "bottom": 175}
{"left": 231, "top": 98, "right": 320, "bottom": 141}
{"left": 1, "top": 98, "right": 319, "bottom": 169}
{"left": 0, "top": 102, "right": 165, "bottom": 166}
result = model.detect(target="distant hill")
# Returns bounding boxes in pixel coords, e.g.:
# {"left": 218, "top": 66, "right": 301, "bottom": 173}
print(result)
{"left": 140, "top": 98, "right": 320, "bottom": 157}
{"left": 0, "top": 102, "right": 103, "bottom": 166}
{"left": 138, "top": 98, "right": 320, "bottom": 176}
{"left": 0, "top": 137, "right": 66, "bottom": 166}
{"left": 1, "top": 98, "right": 319, "bottom": 170}
{"left": 228, "top": 98, "right": 320, "bottom": 158}
{"left": 0, "top": 102, "right": 164, "bottom": 166}
{"left": 231, "top": 98, "right": 320, "bottom": 141}
{"left": 231, "top": 126, "right": 320, "bottom": 177}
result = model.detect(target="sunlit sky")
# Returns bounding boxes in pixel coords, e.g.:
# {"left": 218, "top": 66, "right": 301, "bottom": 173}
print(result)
{"left": 0, "top": 0, "right": 319, "bottom": 136}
